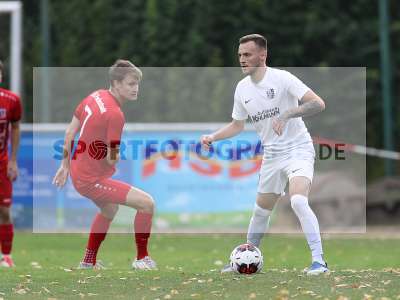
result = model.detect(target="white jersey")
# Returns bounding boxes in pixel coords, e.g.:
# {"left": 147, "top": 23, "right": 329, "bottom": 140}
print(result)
{"left": 232, "top": 67, "right": 313, "bottom": 157}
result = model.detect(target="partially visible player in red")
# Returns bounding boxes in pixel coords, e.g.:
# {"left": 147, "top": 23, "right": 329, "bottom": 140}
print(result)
{"left": 0, "top": 59, "right": 22, "bottom": 268}
{"left": 53, "top": 59, "right": 156, "bottom": 270}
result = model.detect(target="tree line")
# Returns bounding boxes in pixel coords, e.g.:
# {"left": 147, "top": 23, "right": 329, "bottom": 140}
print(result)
{"left": 0, "top": 0, "right": 398, "bottom": 179}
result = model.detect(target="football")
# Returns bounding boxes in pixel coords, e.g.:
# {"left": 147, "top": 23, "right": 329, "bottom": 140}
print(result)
{"left": 229, "top": 243, "right": 263, "bottom": 274}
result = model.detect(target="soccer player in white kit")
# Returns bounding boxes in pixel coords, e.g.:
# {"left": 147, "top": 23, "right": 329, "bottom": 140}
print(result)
{"left": 201, "top": 34, "right": 328, "bottom": 275}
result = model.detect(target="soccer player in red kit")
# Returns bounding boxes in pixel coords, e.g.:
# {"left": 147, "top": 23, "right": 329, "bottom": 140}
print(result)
{"left": 53, "top": 60, "right": 156, "bottom": 270}
{"left": 0, "top": 60, "right": 22, "bottom": 268}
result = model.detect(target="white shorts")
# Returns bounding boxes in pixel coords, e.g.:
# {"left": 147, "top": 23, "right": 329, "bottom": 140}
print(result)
{"left": 257, "top": 143, "right": 315, "bottom": 195}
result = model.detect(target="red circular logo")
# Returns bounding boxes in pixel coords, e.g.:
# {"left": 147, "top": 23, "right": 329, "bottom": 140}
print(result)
{"left": 88, "top": 140, "right": 108, "bottom": 160}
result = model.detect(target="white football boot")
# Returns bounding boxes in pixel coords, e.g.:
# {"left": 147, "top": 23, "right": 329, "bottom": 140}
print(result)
{"left": 132, "top": 256, "right": 157, "bottom": 270}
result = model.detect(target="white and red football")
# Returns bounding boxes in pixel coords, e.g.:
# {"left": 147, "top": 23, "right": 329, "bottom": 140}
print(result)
{"left": 229, "top": 243, "right": 263, "bottom": 274}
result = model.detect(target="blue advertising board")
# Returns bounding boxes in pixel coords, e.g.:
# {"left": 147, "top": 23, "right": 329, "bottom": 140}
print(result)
{"left": 13, "top": 128, "right": 262, "bottom": 231}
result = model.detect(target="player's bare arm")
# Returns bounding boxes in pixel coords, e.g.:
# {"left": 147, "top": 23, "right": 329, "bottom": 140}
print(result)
{"left": 106, "top": 143, "right": 120, "bottom": 166}
{"left": 273, "top": 90, "right": 325, "bottom": 136}
{"left": 52, "top": 116, "right": 81, "bottom": 187}
{"left": 7, "top": 121, "right": 20, "bottom": 182}
{"left": 201, "top": 119, "right": 245, "bottom": 150}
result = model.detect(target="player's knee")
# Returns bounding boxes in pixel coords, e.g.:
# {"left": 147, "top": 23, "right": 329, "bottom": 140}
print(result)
{"left": 290, "top": 194, "right": 308, "bottom": 213}
{"left": 136, "top": 194, "right": 154, "bottom": 214}
{"left": 253, "top": 203, "right": 270, "bottom": 217}
{"left": 125, "top": 190, "right": 155, "bottom": 213}
{"left": 142, "top": 194, "right": 155, "bottom": 214}
{"left": 289, "top": 177, "right": 311, "bottom": 198}
{"left": 101, "top": 204, "right": 119, "bottom": 220}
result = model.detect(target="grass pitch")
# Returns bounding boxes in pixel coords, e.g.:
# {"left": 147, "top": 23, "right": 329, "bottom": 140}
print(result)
{"left": 1, "top": 233, "right": 399, "bottom": 299}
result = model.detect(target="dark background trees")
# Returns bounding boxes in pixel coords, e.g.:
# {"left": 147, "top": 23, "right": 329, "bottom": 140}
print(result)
{"left": 0, "top": 0, "right": 399, "bottom": 179}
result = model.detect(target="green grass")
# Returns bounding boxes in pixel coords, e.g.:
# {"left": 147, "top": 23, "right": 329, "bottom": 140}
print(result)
{"left": 1, "top": 233, "right": 400, "bottom": 299}
{"left": 113, "top": 211, "right": 253, "bottom": 229}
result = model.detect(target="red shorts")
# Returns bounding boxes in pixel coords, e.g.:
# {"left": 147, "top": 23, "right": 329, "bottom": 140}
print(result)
{"left": 0, "top": 167, "right": 12, "bottom": 207}
{"left": 72, "top": 177, "right": 131, "bottom": 206}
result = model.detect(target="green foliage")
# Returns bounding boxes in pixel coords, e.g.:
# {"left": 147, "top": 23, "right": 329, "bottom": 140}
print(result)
{"left": 3, "top": 0, "right": 399, "bottom": 178}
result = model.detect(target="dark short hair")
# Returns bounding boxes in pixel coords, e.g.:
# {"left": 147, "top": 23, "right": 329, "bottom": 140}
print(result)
{"left": 0, "top": 60, "right": 3, "bottom": 73}
{"left": 109, "top": 59, "right": 142, "bottom": 86}
{"left": 239, "top": 34, "right": 267, "bottom": 50}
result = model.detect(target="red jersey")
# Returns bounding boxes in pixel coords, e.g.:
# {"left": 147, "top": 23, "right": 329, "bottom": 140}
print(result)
{"left": 0, "top": 87, "right": 22, "bottom": 164}
{"left": 70, "top": 89, "right": 125, "bottom": 183}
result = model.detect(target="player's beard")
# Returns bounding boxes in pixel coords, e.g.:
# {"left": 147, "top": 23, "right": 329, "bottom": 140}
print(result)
{"left": 242, "top": 66, "right": 257, "bottom": 76}
{"left": 247, "top": 63, "right": 266, "bottom": 77}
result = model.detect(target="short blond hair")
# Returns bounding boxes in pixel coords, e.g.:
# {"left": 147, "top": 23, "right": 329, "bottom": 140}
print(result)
{"left": 109, "top": 59, "right": 142, "bottom": 86}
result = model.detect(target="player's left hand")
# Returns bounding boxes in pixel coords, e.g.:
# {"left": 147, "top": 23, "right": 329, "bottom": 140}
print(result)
{"left": 52, "top": 166, "right": 69, "bottom": 188}
{"left": 200, "top": 134, "right": 214, "bottom": 151}
{"left": 7, "top": 160, "right": 19, "bottom": 181}
{"left": 272, "top": 115, "right": 288, "bottom": 136}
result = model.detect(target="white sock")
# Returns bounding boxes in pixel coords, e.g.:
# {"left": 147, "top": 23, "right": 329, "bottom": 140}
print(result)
{"left": 246, "top": 203, "right": 271, "bottom": 247}
{"left": 290, "top": 194, "right": 324, "bottom": 264}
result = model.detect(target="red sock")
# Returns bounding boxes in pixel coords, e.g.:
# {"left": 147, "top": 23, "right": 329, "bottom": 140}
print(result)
{"left": 134, "top": 212, "right": 153, "bottom": 260}
{"left": 83, "top": 213, "right": 111, "bottom": 264}
{"left": 0, "top": 224, "right": 14, "bottom": 255}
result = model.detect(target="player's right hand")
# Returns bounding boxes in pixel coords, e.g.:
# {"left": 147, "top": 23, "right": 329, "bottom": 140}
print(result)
{"left": 52, "top": 166, "right": 69, "bottom": 188}
{"left": 200, "top": 134, "right": 214, "bottom": 151}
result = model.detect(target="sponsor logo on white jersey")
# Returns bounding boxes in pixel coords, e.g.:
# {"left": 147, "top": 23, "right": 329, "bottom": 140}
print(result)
{"left": 266, "top": 88, "right": 275, "bottom": 99}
